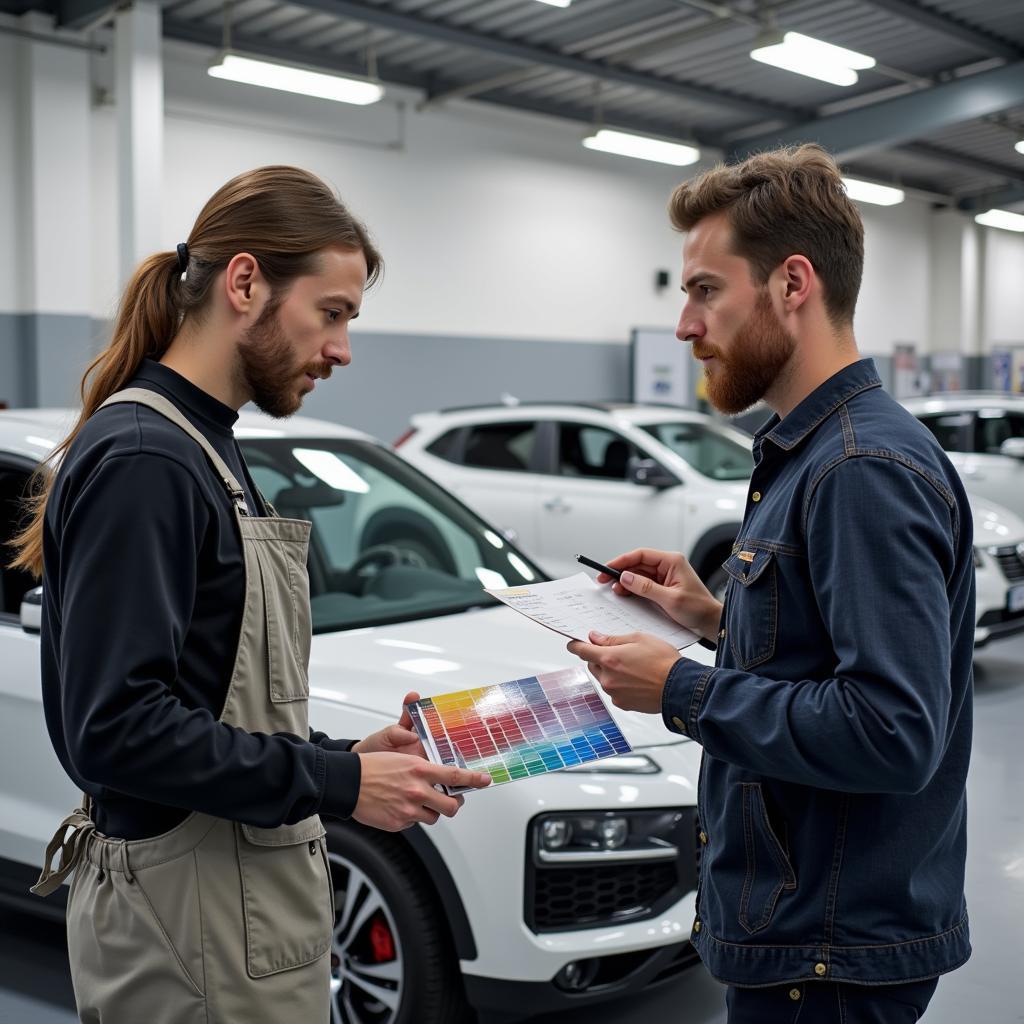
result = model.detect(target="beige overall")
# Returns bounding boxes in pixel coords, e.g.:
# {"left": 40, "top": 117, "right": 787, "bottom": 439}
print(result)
{"left": 33, "top": 388, "right": 334, "bottom": 1023}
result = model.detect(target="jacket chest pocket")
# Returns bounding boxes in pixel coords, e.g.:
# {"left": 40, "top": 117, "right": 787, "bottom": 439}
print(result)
{"left": 722, "top": 548, "right": 777, "bottom": 670}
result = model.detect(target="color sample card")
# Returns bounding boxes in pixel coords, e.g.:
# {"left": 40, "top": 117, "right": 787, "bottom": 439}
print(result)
{"left": 406, "top": 666, "right": 631, "bottom": 794}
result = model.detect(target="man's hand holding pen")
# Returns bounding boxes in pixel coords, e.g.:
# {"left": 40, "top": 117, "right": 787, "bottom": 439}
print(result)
{"left": 568, "top": 548, "right": 724, "bottom": 713}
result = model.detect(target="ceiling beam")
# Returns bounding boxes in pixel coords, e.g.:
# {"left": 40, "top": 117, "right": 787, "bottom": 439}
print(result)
{"left": 958, "top": 183, "right": 1024, "bottom": 212}
{"left": 730, "top": 61, "right": 1024, "bottom": 161}
{"left": 279, "top": 0, "right": 799, "bottom": 122}
{"left": 901, "top": 141, "right": 1024, "bottom": 186}
{"left": 859, "top": 0, "right": 1022, "bottom": 61}
{"left": 56, "top": 0, "right": 112, "bottom": 30}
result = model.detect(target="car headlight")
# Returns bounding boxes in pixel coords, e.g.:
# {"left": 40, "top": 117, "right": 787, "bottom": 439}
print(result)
{"left": 562, "top": 753, "right": 661, "bottom": 775}
{"left": 532, "top": 810, "right": 683, "bottom": 863}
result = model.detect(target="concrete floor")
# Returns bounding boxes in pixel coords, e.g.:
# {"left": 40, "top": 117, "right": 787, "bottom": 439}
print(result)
{"left": 2, "top": 634, "right": 1022, "bottom": 1024}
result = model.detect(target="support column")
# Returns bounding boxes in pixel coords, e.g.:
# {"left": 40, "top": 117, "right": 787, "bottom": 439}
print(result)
{"left": 17, "top": 11, "right": 93, "bottom": 407}
{"left": 116, "top": 0, "right": 163, "bottom": 285}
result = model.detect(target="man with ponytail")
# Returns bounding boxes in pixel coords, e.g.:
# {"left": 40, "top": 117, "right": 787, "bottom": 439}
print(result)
{"left": 11, "top": 166, "right": 490, "bottom": 1023}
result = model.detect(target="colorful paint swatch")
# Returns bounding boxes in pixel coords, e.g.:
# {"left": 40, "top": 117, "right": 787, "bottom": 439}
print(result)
{"left": 405, "top": 666, "right": 631, "bottom": 794}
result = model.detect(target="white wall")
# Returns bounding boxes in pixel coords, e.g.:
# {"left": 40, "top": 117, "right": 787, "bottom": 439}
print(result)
{"left": 982, "top": 228, "right": 1024, "bottom": 350}
{"left": 2, "top": 30, "right": 1022, "bottom": 358}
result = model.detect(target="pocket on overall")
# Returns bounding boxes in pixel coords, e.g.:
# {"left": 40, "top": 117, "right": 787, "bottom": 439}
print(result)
{"left": 236, "top": 817, "right": 333, "bottom": 978}
{"left": 253, "top": 540, "right": 313, "bottom": 703}
{"left": 723, "top": 548, "right": 777, "bottom": 670}
{"left": 738, "top": 783, "right": 796, "bottom": 934}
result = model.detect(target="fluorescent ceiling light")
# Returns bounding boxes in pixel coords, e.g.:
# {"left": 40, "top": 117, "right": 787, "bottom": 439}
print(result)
{"left": 1015, "top": 139, "right": 1024, "bottom": 155}
{"left": 208, "top": 53, "right": 384, "bottom": 105}
{"left": 583, "top": 129, "right": 700, "bottom": 166}
{"left": 750, "top": 31, "right": 875, "bottom": 86}
{"left": 974, "top": 209, "right": 1024, "bottom": 232}
{"left": 842, "top": 176, "right": 905, "bottom": 206}
{"left": 535, "top": 0, "right": 572, "bottom": 5}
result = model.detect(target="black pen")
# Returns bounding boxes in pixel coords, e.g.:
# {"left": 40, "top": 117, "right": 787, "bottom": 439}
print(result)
{"left": 576, "top": 553, "right": 622, "bottom": 581}
{"left": 576, "top": 552, "right": 718, "bottom": 653}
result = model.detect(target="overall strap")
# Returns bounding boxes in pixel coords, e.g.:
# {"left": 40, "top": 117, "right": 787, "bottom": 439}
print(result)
{"left": 99, "top": 388, "right": 250, "bottom": 516}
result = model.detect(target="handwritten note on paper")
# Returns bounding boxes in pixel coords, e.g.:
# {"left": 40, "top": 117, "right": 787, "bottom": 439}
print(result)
{"left": 486, "top": 572, "right": 699, "bottom": 650}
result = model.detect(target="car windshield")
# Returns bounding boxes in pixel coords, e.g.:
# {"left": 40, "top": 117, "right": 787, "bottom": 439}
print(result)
{"left": 640, "top": 422, "right": 754, "bottom": 481}
{"left": 241, "top": 438, "right": 545, "bottom": 633}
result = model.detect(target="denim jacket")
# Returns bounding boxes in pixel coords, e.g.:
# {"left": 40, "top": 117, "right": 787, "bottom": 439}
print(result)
{"left": 663, "top": 359, "right": 974, "bottom": 987}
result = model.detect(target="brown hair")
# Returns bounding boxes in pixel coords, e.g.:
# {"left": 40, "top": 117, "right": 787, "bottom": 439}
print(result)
{"left": 668, "top": 144, "right": 863, "bottom": 327}
{"left": 9, "top": 165, "right": 381, "bottom": 576}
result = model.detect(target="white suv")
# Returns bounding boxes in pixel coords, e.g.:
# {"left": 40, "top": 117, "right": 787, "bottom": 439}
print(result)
{"left": 0, "top": 408, "right": 711, "bottom": 1024}
{"left": 397, "top": 403, "right": 754, "bottom": 596}
{"left": 902, "top": 392, "right": 1024, "bottom": 520}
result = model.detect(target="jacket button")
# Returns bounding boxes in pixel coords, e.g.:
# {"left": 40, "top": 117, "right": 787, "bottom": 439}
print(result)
{"left": 692, "top": 919, "right": 701, "bottom": 933}
{"left": 309, "top": 841, "right": 317, "bottom": 856}
{"left": 699, "top": 831, "right": 708, "bottom": 845}
{"left": 789, "top": 989, "right": 801, "bottom": 1001}
{"left": 671, "top": 716, "right": 686, "bottom": 733}
{"left": 814, "top": 962, "right": 827, "bottom": 977}
{"left": 718, "top": 628, "right": 726, "bottom": 639}
{"left": 751, "top": 490, "right": 762, "bottom": 502}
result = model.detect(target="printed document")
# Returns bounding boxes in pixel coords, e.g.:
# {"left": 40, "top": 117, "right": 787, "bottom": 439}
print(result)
{"left": 486, "top": 572, "right": 699, "bottom": 650}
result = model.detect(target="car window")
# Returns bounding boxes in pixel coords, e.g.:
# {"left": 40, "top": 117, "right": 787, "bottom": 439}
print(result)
{"left": 425, "top": 428, "right": 463, "bottom": 463}
{"left": 640, "top": 422, "right": 754, "bottom": 481}
{"left": 461, "top": 421, "right": 537, "bottom": 472}
{"left": 918, "top": 412, "right": 974, "bottom": 452}
{"left": 976, "top": 409, "right": 1024, "bottom": 454}
{"left": 557, "top": 423, "right": 635, "bottom": 480}
{"left": 0, "top": 465, "right": 36, "bottom": 618}
{"left": 243, "top": 438, "right": 545, "bottom": 633}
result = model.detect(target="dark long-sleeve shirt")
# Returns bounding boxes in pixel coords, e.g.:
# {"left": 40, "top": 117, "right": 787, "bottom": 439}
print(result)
{"left": 41, "top": 360, "right": 361, "bottom": 840}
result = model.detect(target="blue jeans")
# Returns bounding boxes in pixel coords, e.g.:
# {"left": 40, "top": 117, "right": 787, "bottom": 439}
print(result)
{"left": 726, "top": 977, "right": 939, "bottom": 1023}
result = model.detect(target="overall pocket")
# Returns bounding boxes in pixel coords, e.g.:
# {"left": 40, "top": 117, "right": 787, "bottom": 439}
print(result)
{"left": 723, "top": 547, "right": 778, "bottom": 670}
{"left": 236, "top": 816, "right": 333, "bottom": 978}
{"left": 253, "top": 540, "right": 313, "bottom": 704}
{"left": 738, "top": 783, "right": 796, "bottom": 934}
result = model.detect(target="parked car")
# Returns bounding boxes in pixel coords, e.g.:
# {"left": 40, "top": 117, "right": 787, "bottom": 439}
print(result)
{"left": 0, "top": 407, "right": 711, "bottom": 1024}
{"left": 397, "top": 400, "right": 1024, "bottom": 649}
{"left": 396, "top": 402, "right": 754, "bottom": 596}
{"left": 902, "top": 392, "right": 1024, "bottom": 519}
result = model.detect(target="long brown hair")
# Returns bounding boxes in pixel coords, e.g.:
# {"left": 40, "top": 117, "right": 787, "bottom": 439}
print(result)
{"left": 9, "top": 165, "right": 381, "bottom": 577}
{"left": 668, "top": 144, "right": 863, "bottom": 327}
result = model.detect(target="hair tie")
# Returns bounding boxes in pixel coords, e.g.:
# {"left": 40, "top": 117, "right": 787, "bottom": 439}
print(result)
{"left": 176, "top": 242, "right": 190, "bottom": 274}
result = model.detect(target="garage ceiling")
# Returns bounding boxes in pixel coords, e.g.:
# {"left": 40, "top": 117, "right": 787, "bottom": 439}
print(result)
{"left": 8, "top": 0, "right": 1024, "bottom": 210}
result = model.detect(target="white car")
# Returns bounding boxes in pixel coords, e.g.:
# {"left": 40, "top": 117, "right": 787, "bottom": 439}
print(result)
{"left": 902, "top": 392, "right": 1024, "bottom": 519}
{"left": 970, "top": 495, "right": 1024, "bottom": 647}
{"left": 0, "top": 408, "right": 710, "bottom": 1024}
{"left": 397, "top": 403, "right": 755, "bottom": 596}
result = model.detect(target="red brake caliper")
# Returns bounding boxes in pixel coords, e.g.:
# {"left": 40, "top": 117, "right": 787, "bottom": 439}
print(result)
{"left": 369, "top": 915, "right": 395, "bottom": 962}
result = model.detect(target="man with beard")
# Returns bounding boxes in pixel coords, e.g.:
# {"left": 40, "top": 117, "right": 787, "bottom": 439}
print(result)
{"left": 567, "top": 145, "right": 974, "bottom": 1023}
{"left": 12, "top": 166, "right": 490, "bottom": 1022}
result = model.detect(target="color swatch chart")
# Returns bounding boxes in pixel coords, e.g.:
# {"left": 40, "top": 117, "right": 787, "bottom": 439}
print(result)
{"left": 406, "top": 666, "right": 631, "bottom": 793}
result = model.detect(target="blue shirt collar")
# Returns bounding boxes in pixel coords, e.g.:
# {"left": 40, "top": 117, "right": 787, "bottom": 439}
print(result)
{"left": 755, "top": 358, "right": 882, "bottom": 452}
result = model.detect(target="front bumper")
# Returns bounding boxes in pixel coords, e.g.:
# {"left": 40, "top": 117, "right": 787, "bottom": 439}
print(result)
{"left": 463, "top": 939, "right": 702, "bottom": 1023}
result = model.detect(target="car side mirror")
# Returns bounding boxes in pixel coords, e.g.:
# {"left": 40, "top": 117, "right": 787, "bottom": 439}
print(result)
{"left": 627, "top": 457, "right": 678, "bottom": 490}
{"left": 20, "top": 585, "right": 42, "bottom": 635}
{"left": 998, "top": 437, "right": 1024, "bottom": 460}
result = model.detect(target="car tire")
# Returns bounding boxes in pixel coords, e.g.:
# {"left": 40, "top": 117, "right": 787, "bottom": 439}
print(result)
{"left": 705, "top": 565, "right": 730, "bottom": 603}
{"left": 325, "top": 822, "right": 474, "bottom": 1024}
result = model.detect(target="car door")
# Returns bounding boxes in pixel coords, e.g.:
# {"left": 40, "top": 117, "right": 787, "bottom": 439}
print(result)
{"left": 0, "top": 459, "right": 78, "bottom": 867}
{"left": 536, "top": 421, "right": 683, "bottom": 580}
{"left": 423, "top": 419, "right": 543, "bottom": 557}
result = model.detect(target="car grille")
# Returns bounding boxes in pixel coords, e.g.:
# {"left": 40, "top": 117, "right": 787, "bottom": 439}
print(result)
{"left": 526, "top": 808, "right": 699, "bottom": 933}
{"left": 992, "top": 546, "right": 1024, "bottom": 583}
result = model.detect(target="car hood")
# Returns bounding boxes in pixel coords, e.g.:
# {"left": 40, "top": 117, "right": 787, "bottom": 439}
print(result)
{"left": 308, "top": 604, "right": 711, "bottom": 749}
{"left": 969, "top": 494, "right": 1024, "bottom": 546}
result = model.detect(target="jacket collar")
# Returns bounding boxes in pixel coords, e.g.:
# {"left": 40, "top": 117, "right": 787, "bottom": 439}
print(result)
{"left": 755, "top": 358, "right": 882, "bottom": 452}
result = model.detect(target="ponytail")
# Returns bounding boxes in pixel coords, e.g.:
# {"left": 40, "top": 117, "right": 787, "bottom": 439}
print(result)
{"left": 8, "top": 250, "right": 183, "bottom": 576}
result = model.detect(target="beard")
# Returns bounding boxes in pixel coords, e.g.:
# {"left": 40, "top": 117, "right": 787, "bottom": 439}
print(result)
{"left": 694, "top": 290, "right": 796, "bottom": 416}
{"left": 238, "top": 301, "right": 332, "bottom": 418}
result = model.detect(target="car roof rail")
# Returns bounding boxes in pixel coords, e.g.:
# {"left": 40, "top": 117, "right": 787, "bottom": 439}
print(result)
{"left": 435, "top": 400, "right": 626, "bottom": 414}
